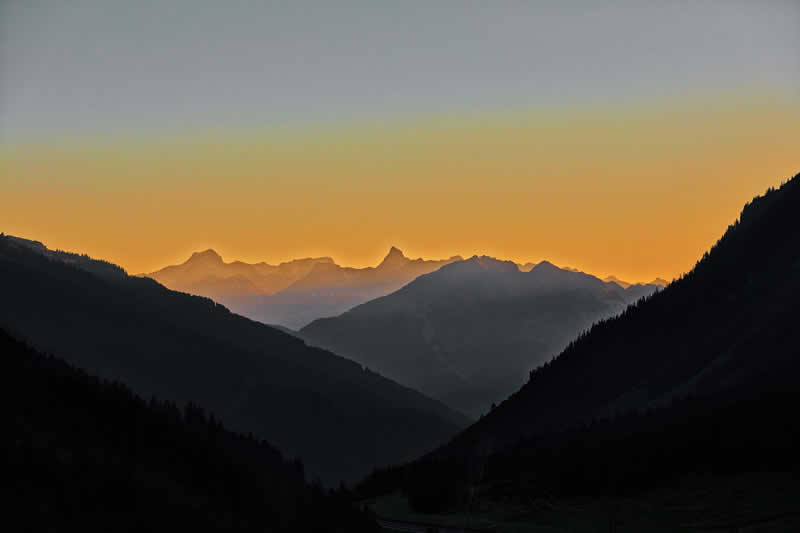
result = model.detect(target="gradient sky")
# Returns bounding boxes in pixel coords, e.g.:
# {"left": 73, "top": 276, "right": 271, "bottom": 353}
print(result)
{"left": 1, "top": 2, "right": 799, "bottom": 282}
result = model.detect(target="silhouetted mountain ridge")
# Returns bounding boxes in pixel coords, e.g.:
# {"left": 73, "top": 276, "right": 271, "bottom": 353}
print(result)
{"left": 457, "top": 175, "right": 800, "bottom": 446}
{"left": 0, "top": 235, "right": 469, "bottom": 485}
{"left": 235, "top": 248, "right": 464, "bottom": 329}
{"left": 145, "top": 246, "right": 463, "bottom": 329}
{"left": 301, "top": 254, "right": 661, "bottom": 416}
{"left": 357, "top": 172, "right": 800, "bottom": 511}
{"left": 189, "top": 248, "right": 224, "bottom": 264}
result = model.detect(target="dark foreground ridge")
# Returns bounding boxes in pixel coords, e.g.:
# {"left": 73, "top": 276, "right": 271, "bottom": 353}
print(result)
{"left": 0, "top": 235, "right": 469, "bottom": 485}
{"left": 0, "top": 328, "right": 378, "bottom": 532}
{"left": 358, "top": 172, "right": 800, "bottom": 521}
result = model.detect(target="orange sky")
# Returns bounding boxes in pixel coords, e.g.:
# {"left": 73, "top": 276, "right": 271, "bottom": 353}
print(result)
{"left": 1, "top": 90, "right": 798, "bottom": 283}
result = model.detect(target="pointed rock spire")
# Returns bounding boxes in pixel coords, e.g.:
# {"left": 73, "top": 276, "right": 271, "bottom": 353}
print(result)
{"left": 378, "top": 246, "right": 409, "bottom": 268}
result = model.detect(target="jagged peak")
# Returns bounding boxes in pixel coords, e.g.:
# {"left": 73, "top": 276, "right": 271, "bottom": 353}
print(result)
{"left": 447, "top": 255, "right": 518, "bottom": 273}
{"left": 378, "top": 246, "right": 409, "bottom": 267}
{"left": 531, "top": 260, "right": 559, "bottom": 271}
{"left": 386, "top": 246, "right": 406, "bottom": 258}
{"left": 186, "top": 249, "right": 223, "bottom": 264}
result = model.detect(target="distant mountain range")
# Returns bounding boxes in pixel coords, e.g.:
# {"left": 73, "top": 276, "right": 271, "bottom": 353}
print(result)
{"left": 300, "top": 256, "right": 662, "bottom": 416}
{"left": 145, "top": 248, "right": 335, "bottom": 301}
{"left": 145, "top": 247, "right": 462, "bottom": 329}
{"left": 0, "top": 235, "right": 468, "bottom": 485}
{"left": 145, "top": 248, "right": 665, "bottom": 331}
{"left": 604, "top": 274, "right": 669, "bottom": 288}
{"left": 359, "top": 173, "right": 800, "bottom": 512}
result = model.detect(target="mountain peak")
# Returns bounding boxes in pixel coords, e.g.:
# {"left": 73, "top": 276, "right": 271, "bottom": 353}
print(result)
{"left": 602, "top": 275, "right": 631, "bottom": 288}
{"left": 530, "top": 260, "right": 559, "bottom": 272}
{"left": 444, "top": 255, "right": 518, "bottom": 274}
{"left": 187, "top": 249, "right": 223, "bottom": 264}
{"left": 378, "top": 246, "right": 408, "bottom": 267}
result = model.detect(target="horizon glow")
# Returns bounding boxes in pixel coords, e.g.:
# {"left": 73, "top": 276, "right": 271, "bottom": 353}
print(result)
{"left": 1, "top": 3, "right": 798, "bottom": 283}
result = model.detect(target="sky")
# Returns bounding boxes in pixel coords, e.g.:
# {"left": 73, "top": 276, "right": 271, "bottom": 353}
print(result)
{"left": 1, "top": 1, "right": 799, "bottom": 282}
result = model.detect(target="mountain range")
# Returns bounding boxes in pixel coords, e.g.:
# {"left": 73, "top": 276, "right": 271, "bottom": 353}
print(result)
{"left": 0, "top": 235, "right": 468, "bottom": 485}
{"left": 4, "top": 170, "right": 797, "bottom": 529}
{"left": 300, "top": 257, "right": 662, "bottom": 417}
{"left": 604, "top": 274, "right": 669, "bottom": 288}
{"left": 145, "top": 247, "right": 462, "bottom": 329}
{"left": 359, "top": 173, "right": 800, "bottom": 516}
{"left": 145, "top": 247, "right": 665, "bottom": 331}
{"left": 458, "top": 177, "right": 800, "bottom": 447}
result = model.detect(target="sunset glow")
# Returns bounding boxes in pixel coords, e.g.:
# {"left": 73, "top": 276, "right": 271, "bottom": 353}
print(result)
{"left": 2, "top": 90, "right": 798, "bottom": 282}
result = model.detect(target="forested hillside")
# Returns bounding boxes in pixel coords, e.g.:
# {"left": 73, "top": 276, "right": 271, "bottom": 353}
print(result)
{"left": 0, "top": 236, "right": 468, "bottom": 485}
{"left": 359, "top": 173, "right": 800, "bottom": 514}
{"left": 0, "top": 329, "right": 378, "bottom": 532}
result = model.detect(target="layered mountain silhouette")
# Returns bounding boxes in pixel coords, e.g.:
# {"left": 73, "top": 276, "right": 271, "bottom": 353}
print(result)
{"left": 604, "top": 274, "right": 670, "bottom": 289}
{"left": 359, "top": 173, "right": 800, "bottom": 512}
{"left": 301, "top": 256, "right": 662, "bottom": 416}
{"left": 602, "top": 274, "right": 632, "bottom": 288}
{"left": 0, "top": 235, "right": 469, "bottom": 485}
{"left": 455, "top": 176, "right": 800, "bottom": 446}
{"left": 0, "top": 328, "right": 378, "bottom": 532}
{"left": 145, "top": 249, "right": 334, "bottom": 302}
{"left": 145, "top": 247, "right": 462, "bottom": 329}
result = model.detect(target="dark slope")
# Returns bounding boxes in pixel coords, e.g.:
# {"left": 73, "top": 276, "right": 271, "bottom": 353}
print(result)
{"left": 372, "top": 361, "right": 800, "bottom": 516}
{"left": 359, "top": 173, "right": 800, "bottom": 510}
{"left": 301, "top": 256, "right": 660, "bottom": 416}
{"left": 0, "top": 236, "right": 469, "bottom": 485}
{"left": 454, "top": 175, "right": 800, "bottom": 450}
{"left": 0, "top": 329, "right": 378, "bottom": 532}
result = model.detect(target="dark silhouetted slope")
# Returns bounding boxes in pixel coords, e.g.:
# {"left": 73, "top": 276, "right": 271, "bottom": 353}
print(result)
{"left": 456, "top": 175, "right": 800, "bottom": 449}
{"left": 0, "top": 236, "right": 469, "bottom": 485}
{"left": 0, "top": 329, "right": 378, "bottom": 532}
{"left": 358, "top": 173, "right": 800, "bottom": 511}
{"left": 301, "top": 255, "right": 660, "bottom": 416}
